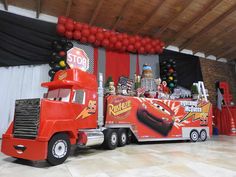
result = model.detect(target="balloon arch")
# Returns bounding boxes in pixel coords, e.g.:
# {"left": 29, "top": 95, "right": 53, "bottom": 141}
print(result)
{"left": 56, "top": 16, "right": 165, "bottom": 54}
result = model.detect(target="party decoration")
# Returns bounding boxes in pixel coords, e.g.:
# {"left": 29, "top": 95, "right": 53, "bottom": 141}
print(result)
{"left": 56, "top": 16, "right": 165, "bottom": 54}
{"left": 49, "top": 38, "right": 74, "bottom": 80}
{"left": 160, "top": 59, "right": 178, "bottom": 92}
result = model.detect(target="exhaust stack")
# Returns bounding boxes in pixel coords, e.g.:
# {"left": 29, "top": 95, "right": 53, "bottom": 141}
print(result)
{"left": 97, "top": 73, "right": 104, "bottom": 128}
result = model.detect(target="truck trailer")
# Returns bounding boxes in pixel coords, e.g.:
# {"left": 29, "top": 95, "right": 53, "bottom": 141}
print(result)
{"left": 1, "top": 68, "right": 212, "bottom": 165}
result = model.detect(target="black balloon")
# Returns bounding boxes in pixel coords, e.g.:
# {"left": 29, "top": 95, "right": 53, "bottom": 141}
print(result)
{"left": 54, "top": 55, "right": 62, "bottom": 62}
{"left": 173, "top": 79, "right": 178, "bottom": 83}
{"left": 48, "top": 69, "right": 55, "bottom": 77}
{"left": 167, "top": 64, "right": 171, "bottom": 68}
{"left": 65, "top": 42, "right": 73, "bottom": 49}
{"left": 60, "top": 38, "right": 68, "bottom": 46}
{"left": 55, "top": 44, "right": 63, "bottom": 52}
{"left": 53, "top": 64, "right": 62, "bottom": 71}
{"left": 49, "top": 61, "right": 55, "bottom": 68}
{"left": 51, "top": 52, "right": 58, "bottom": 60}
{"left": 51, "top": 40, "right": 58, "bottom": 49}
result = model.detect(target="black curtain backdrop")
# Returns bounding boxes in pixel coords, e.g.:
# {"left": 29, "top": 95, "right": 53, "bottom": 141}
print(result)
{"left": 0, "top": 11, "right": 58, "bottom": 66}
{"left": 159, "top": 49, "right": 203, "bottom": 90}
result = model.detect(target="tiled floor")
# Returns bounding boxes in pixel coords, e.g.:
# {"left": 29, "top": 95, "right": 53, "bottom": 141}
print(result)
{"left": 0, "top": 136, "right": 236, "bottom": 177}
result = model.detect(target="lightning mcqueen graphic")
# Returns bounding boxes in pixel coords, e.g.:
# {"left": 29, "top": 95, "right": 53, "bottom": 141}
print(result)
{"left": 137, "top": 100, "right": 175, "bottom": 136}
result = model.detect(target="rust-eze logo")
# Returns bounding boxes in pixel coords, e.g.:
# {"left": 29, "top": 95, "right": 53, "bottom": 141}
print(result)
{"left": 108, "top": 97, "right": 132, "bottom": 119}
{"left": 58, "top": 71, "right": 67, "bottom": 80}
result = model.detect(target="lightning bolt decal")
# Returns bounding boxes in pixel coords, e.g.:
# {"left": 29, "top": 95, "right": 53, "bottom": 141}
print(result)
{"left": 76, "top": 108, "right": 91, "bottom": 119}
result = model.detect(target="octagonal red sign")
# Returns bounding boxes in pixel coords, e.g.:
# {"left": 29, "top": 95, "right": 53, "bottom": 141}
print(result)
{"left": 66, "top": 47, "right": 90, "bottom": 71}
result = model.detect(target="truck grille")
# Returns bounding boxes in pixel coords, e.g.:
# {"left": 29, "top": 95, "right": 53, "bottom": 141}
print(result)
{"left": 13, "top": 99, "right": 40, "bottom": 139}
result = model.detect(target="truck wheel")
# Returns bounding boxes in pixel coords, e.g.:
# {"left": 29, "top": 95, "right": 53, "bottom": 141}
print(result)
{"left": 47, "top": 133, "right": 71, "bottom": 166}
{"left": 190, "top": 130, "right": 199, "bottom": 142}
{"left": 118, "top": 129, "right": 127, "bottom": 147}
{"left": 103, "top": 129, "right": 118, "bottom": 150}
{"left": 200, "top": 129, "right": 207, "bottom": 141}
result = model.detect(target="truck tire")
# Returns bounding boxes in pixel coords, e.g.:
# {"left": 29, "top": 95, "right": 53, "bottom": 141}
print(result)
{"left": 103, "top": 129, "right": 118, "bottom": 150}
{"left": 190, "top": 130, "right": 199, "bottom": 142}
{"left": 118, "top": 129, "right": 127, "bottom": 147}
{"left": 200, "top": 129, "right": 207, "bottom": 141}
{"left": 47, "top": 133, "right": 71, "bottom": 166}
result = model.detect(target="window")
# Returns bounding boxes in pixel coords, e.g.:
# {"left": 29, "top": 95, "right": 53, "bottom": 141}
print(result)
{"left": 46, "top": 89, "right": 71, "bottom": 102}
{"left": 73, "top": 90, "right": 85, "bottom": 104}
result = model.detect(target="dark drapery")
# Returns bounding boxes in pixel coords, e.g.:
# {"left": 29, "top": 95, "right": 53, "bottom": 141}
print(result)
{"left": 0, "top": 11, "right": 58, "bottom": 66}
{"left": 159, "top": 49, "right": 203, "bottom": 89}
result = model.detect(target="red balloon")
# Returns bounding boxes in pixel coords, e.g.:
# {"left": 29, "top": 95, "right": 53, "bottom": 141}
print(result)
{"left": 159, "top": 47, "right": 163, "bottom": 53}
{"left": 151, "top": 40, "right": 157, "bottom": 46}
{"left": 160, "top": 41, "right": 165, "bottom": 47}
{"left": 150, "top": 48, "right": 155, "bottom": 54}
{"left": 94, "top": 40, "right": 101, "bottom": 47}
{"left": 141, "top": 38, "right": 147, "bottom": 45}
{"left": 66, "top": 18, "right": 74, "bottom": 24}
{"left": 88, "top": 35, "right": 96, "bottom": 43}
{"left": 134, "top": 42, "right": 141, "bottom": 49}
{"left": 104, "top": 31, "right": 110, "bottom": 39}
{"left": 110, "top": 35, "right": 117, "bottom": 43}
{"left": 129, "top": 37, "right": 135, "bottom": 44}
{"left": 96, "top": 32, "right": 104, "bottom": 41}
{"left": 65, "top": 31, "right": 73, "bottom": 39}
{"left": 58, "top": 16, "right": 67, "bottom": 25}
{"left": 73, "top": 31, "right": 81, "bottom": 40}
{"left": 123, "top": 38, "right": 129, "bottom": 46}
{"left": 145, "top": 37, "right": 151, "bottom": 42}
{"left": 127, "top": 44, "right": 134, "bottom": 51}
{"left": 134, "top": 35, "right": 141, "bottom": 41}
{"left": 75, "top": 23, "right": 83, "bottom": 31}
{"left": 109, "top": 44, "right": 114, "bottom": 50}
{"left": 56, "top": 24, "right": 65, "bottom": 35}
{"left": 117, "top": 34, "right": 123, "bottom": 41}
{"left": 139, "top": 47, "right": 145, "bottom": 54}
{"left": 155, "top": 45, "right": 161, "bottom": 53}
{"left": 82, "top": 23, "right": 89, "bottom": 29}
{"left": 65, "top": 22, "right": 74, "bottom": 31}
{"left": 145, "top": 43, "right": 152, "bottom": 51}
{"left": 97, "top": 27, "right": 103, "bottom": 33}
{"left": 102, "top": 39, "right": 109, "bottom": 47}
{"left": 81, "top": 37, "right": 87, "bottom": 43}
{"left": 156, "top": 39, "right": 160, "bottom": 45}
{"left": 122, "top": 33, "right": 128, "bottom": 39}
{"left": 115, "top": 41, "right": 122, "bottom": 49}
{"left": 121, "top": 46, "right": 126, "bottom": 52}
{"left": 81, "top": 29, "right": 90, "bottom": 37}
{"left": 110, "top": 30, "right": 116, "bottom": 36}
{"left": 90, "top": 26, "right": 98, "bottom": 34}
{"left": 59, "top": 51, "right": 66, "bottom": 57}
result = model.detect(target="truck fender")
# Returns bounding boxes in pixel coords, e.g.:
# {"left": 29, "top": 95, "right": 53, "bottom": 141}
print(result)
{"left": 38, "top": 120, "right": 78, "bottom": 144}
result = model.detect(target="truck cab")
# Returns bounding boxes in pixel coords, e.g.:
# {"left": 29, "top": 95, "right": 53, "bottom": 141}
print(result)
{"left": 1, "top": 69, "right": 104, "bottom": 165}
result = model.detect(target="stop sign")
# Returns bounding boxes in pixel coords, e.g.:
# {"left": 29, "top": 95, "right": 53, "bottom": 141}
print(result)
{"left": 66, "top": 47, "right": 90, "bottom": 71}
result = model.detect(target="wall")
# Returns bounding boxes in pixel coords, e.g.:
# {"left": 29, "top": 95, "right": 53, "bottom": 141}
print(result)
{"left": 200, "top": 58, "right": 236, "bottom": 105}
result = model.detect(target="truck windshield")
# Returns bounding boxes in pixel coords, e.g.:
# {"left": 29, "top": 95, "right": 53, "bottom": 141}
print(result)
{"left": 45, "top": 88, "right": 71, "bottom": 102}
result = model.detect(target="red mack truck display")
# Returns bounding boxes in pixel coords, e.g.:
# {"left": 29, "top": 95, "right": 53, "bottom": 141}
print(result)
{"left": 1, "top": 68, "right": 213, "bottom": 165}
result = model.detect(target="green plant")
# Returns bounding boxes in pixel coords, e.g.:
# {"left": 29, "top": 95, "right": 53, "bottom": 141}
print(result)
{"left": 191, "top": 85, "right": 199, "bottom": 94}
{"left": 105, "top": 76, "right": 113, "bottom": 88}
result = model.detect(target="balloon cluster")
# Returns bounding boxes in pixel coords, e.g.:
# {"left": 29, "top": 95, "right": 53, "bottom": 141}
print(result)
{"left": 160, "top": 59, "right": 177, "bottom": 91}
{"left": 49, "top": 38, "right": 73, "bottom": 80}
{"left": 56, "top": 16, "right": 165, "bottom": 54}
